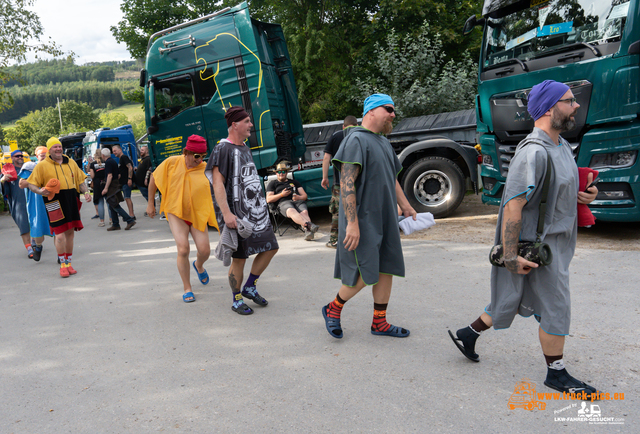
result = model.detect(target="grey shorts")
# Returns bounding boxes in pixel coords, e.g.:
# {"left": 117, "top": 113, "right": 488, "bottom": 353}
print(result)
{"left": 277, "top": 200, "right": 308, "bottom": 216}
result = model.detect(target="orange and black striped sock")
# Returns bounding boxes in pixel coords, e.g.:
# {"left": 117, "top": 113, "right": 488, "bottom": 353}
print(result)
{"left": 326, "top": 293, "right": 346, "bottom": 319}
{"left": 371, "top": 303, "right": 391, "bottom": 333}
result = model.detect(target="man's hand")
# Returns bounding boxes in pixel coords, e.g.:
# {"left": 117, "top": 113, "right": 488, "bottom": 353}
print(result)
{"left": 504, "top": 256, "right": 538, "bottom": 275}
{"left": 128, "top": 179, "right": 132, "bottom": 187}
{"left": 146, "top": 203, "right": 156, "bottom": 218}
{"left": 343, "top": 221, "right": 360, "bottom": 251}
{"left": 321, "top": 178, "right": 329, "bottom": 190}
{"left": 40, "top": 188, "right": 50, "bottom": 197}
{"left": 102, "top": 188, "right": 108, "bottom": 196}
{"left": 83, "top": 192, "right": 92, "bottom": 202}
{"left": 578, "top": 172, "right": 598, "bottom": 204}
{"left": 402, "top": 205, "right": 417, "bottom": 221}
{"left": 224, "top": 211, "right": 238, "bottom": 229}
{"left": 281, "top": 188, "right": 292, "bottom": 197}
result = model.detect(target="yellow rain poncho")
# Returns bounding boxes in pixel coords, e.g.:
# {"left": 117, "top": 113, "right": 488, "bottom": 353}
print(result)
{"left": 153, "top": 156, "right": 218, "bottom": 232}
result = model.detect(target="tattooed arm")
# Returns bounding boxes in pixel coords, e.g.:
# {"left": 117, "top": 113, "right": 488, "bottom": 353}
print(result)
{"left": 502, "top": 195, "right": 538, "bottom": 274}
{"left": 340, "top": 163, "right": 361, "bottom": 251}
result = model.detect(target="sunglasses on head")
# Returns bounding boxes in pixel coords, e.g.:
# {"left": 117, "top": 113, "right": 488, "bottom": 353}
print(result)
{"left": 381, "top": 105, "right": 395, "bottom": 114}
{"left": 277, "top": 170, "right": 288, "bottom": 174}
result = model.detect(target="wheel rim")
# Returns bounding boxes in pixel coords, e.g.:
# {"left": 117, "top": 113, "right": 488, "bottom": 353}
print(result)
{"left": 412, "top": 169, "right": 452, "bottom": 207}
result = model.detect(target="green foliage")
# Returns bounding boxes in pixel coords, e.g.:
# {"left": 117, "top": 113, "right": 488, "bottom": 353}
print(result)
{"left": 0, "top": 0, "right": 63, "bottom": 111}
{"left": 3, "top": 58, "right": 116, "bottom": 86}
{"left": 5, "top": 100, "right": 100, "bottom": 153}
{"left": 99, "top": 112, "right": 130, "bottom": 129}
{"left": 0, "top": 79, "right": 138, "bottom": 123}
{"left": 351, "top": 22, "right": 477, "bottom": 117}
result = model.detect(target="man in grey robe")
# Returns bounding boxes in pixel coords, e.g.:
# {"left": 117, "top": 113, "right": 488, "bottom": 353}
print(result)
{"left": 448, "top": 80, "right": 601, "bottom": 399}
{"left": 321, "top": 93, "right": 416, "bottom": 339}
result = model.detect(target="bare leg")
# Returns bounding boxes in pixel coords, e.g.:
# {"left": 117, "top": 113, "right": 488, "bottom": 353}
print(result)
{"left": 20, "top": 233, "right": 30, "bottom": 246}
{"left": 285, "top": 208, "right": 310, "bottom": 226}
{"left": 34, "top": 236, "right": 44, "bottom": 245}
{"left": 337, "top": 275, "right": 367, "bottom": 301}
{"left": 249, "top": 249, "right": 278, "bottom": 275}
{"left": 371, "top": 273, "right": 392, "bottom": 303}
{"left": 480, "top": 312, "right": 493, "bottom": 327}
{"left": 229, "top": 258, "right": 246, "bottom": 293}
{"left": 189, "top": 225, "right": 211, "bottom": 273}
{"left": 125, "top": 198, "right": 135, "bottom": 218}
{"left": 539, "top": 327, "right": 565, "bottom": 356}
{"left": 167, "top": 213, "right": 192, "bottom": 295}
{"left": 54, "top": 232, "right": 66, "bottom": 256}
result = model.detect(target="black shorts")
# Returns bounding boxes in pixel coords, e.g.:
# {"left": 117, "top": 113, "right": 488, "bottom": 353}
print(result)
{"left": 277, "top": 200, "right": 308, "bottom": 216}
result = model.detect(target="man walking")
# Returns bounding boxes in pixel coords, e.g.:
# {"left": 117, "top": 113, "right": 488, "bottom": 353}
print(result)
{"left": 101, "top": 148, "right": 136, "bottom": 231}
{"left": 448, "top": 80, "right": 600, "bottom": 398}
{"left": 321, "top": 115, "right": 357, "bottom": 248}
{"left": 112, "top": 144, "right": 135, "bottom": 219}
{"left": 321, "top": 94, "right": 416, "bottom": 339}
{"left": 205, "top": 106, "right": 278, "bottom": 315}
{"left": 1, "top": 150, "right": 32, "bottom": 258}
{"left": 26, "top": 138, "right": 92, "bottom": 277}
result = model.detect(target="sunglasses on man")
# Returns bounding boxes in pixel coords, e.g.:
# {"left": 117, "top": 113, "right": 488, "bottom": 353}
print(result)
{"left": 381, "top": 105, "right": 395, "bottom": 114}
{"left": 277, "top": 170, "right": 288, "bottom": 174}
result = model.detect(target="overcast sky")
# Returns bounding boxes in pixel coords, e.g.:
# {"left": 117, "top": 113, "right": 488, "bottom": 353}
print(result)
{"left": 27, "top": 0, "right": 134, "bottom": 64}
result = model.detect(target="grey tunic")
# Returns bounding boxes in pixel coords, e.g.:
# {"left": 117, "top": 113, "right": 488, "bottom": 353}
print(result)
{"left": 332, "top": 127, "right": 404, "bottom": 286}
{"left": 486, "top": 127, "right": 578, "bottom": 335}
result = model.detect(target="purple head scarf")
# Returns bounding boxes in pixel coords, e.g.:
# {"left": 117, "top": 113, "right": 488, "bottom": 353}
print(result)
{"left": 527, "top": 80, "right": 570, "bottom": 121}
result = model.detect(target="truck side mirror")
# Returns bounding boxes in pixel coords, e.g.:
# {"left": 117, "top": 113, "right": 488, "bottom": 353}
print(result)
{"left": 139, "top": 69, "right": 147, "bottom": 88}
{"left": 463, "top": 15, "right": 484, "bottom": 36}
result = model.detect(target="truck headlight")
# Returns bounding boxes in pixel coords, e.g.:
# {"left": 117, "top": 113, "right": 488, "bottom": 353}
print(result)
{"left": 589, "top": 151, "right": 637, "bottom": 169}
{"left": 482, "top": 154, "right": 493, "bottom": 167}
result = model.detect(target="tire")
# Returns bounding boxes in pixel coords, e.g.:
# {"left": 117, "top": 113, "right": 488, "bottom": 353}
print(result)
{"left": 402, "top": 156, "right": 466, "bottom": 218}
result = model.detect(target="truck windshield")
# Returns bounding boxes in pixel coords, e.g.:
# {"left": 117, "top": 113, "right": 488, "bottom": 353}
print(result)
{"left": 154, "top": 76, "right": 196, "bottom": 121}
{"left": 482, "top": 0, "right": 630, "bottom": 70}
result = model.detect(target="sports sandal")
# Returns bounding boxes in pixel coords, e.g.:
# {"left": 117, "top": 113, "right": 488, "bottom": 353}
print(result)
{"left": 448, "top": 329, "right": 480, "bottom": 362}
{"left": 232, "top": 301, "right": 253, "bottom": 315}
{"left": 322, "top": 305, "right": 343, "bottom": 339}
{"left": 242, "top": 288, "right": 268, "bottom": 306}
{"left": 192, "top": 261, "right": 209, "bottom": 285}
{"left": 544, "top": 369, "right": 599, "bottom": 399}
{"left": 371, "top": 324, "right": 410, "bottom": 337}
{"left": 183, "top": 292, "right": 195, "bottom": 303}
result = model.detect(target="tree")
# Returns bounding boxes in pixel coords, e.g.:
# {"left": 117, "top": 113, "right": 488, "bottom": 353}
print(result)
{"left": 0, "top": 0, "right": 63, "bottom": 111}
{"left": 350, "top": 22, "right": 477, "bottom": 118}
{"left": 100, "top": 112, "right": 129, "bottom": 129}
{"left": 6, "top": 100, "right": 100, "bottom": 153}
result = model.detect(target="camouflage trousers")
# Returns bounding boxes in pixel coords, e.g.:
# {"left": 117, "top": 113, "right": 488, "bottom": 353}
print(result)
{"left": 328, "top": 185, "right": 340, "bottom": 243}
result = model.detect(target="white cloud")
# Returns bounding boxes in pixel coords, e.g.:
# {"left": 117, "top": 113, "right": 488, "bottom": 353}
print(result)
{"left": 27, "top": 0, "right": 134, "bottom": 64}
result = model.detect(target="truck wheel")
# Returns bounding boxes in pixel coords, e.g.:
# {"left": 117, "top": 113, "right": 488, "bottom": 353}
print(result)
{"left": 402, "top": 156, "right": 465, "bottom": 218}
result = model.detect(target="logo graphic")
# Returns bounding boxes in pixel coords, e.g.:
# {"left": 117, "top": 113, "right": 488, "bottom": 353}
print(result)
{"left": 577, "top": 402, "right": 601, "bottom": 419}
{"left": 508, "top": 379, "right": 546, "bottom": 411}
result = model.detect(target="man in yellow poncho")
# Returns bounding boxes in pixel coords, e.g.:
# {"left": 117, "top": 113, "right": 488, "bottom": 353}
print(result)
{"left": 146, "top": 135, "right": 218, "bottom": 303}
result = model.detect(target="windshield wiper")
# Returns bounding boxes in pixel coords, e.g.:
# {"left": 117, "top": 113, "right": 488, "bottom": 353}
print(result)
{"left": 484, "top": 58, "right": 528, "bottom": 72}
{"left": 533, "top": 42, "right": 601, "bottom": 60}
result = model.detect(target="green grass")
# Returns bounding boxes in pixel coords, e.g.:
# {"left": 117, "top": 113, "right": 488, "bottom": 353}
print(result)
{"left": 107, "top": 103, "right": 144, "bottom": 120}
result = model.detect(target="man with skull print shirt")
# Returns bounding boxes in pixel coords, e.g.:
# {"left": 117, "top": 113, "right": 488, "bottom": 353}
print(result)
{"left": 205, "top": 106, "right": 279, "bottom": 316}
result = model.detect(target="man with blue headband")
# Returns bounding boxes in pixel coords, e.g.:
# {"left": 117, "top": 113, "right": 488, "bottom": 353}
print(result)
{"left": 449, "top": 80, "right": 601, "bottom": 399}
{"left": 321, "top": 93, "right": 417, "bottom": 340}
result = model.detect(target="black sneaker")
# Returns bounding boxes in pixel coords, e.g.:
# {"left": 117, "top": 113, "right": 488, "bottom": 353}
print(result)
{"left": 304, "top": 228, "right": 314, "bottom": 241}
{"left": 309, "top": 223, "right": 319, "bottom": 233}
{"left": 544, "top": 369, "right": 599, "bottom": 400}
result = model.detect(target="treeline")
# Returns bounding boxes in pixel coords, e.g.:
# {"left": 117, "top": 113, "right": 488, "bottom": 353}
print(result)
{"left": 0, "top": 80, "right": 138, "bottom": 123}
{"left": 4, "top": 58, "right": 140, "bottom": 87}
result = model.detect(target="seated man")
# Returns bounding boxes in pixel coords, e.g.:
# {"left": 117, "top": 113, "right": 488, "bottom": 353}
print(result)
{"left": 266, "top": 162, "right": 319, "bottom": 240}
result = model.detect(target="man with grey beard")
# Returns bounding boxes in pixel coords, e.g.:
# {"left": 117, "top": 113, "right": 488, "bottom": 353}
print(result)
{"left": 448, "top": 80, "right": 601, "bottom": 399}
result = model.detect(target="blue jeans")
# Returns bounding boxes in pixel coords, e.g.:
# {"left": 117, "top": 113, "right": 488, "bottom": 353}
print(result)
{"left": 138, "top": 186, "right": 149, "bottom": 201}
{"left": 122, "top": 184, "right": 132, "bottom": 199}
{"left": 95, "top": 196, "right": 105, "bottom": 220}
{"left": 108, "top": 202, "right": 134, "bottom": 227}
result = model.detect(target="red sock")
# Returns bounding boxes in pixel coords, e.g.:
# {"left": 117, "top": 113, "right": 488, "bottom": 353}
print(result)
{"left": 371, "top": 303, "right": 391, "bottom": 332}
{"left": 326, "top": 293, "right": 346, "bottom": 319}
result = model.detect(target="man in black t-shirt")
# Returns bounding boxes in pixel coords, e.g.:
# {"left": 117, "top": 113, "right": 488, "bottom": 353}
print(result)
{"left": 112, "top": 144, "right": 135, "bottom": 219}
{"left": 101, "top": 148, "right": 135, "bottom": 231}
{"left": 266, "top": 162, "right": 319, "bottom": 241}
{"left": 135, "top": 145, "right": 152, "bottom": 202}
{"left": 321, "top": 115, "right": 357, "bottom": 248}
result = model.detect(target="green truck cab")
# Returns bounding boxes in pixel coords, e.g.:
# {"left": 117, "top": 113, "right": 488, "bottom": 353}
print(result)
{"left": 140, "top": 2, "right": 330, "bottom": 205}
{"left": 465, "top": 0, "right": 640, "bottom": 221}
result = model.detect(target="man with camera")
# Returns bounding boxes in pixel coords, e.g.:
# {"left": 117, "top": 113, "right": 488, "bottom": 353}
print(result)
{"left": 448, "top": 80, "right": 600, "bottom": 398}
{"left": 266, "top": 161, "right": 319, "bottom": 241}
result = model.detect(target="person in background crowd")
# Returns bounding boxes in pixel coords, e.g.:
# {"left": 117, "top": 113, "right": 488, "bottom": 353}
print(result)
{"left": 112, "top": 144, "right": 135, "bottom": 220}
{"left": 89, "top": 150, "right": 107, "bottom": 227}
{"left": 1, "top": 150, "right": 32, "bottom": 258}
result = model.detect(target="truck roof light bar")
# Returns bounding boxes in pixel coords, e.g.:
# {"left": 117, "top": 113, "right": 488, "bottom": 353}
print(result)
{"left": 147, "top": 7, "right": 231, "bottom": 53}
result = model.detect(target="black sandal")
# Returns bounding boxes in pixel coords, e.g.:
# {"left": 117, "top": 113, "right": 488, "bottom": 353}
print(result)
{"left": 448, "top": 329, "right": 480, "bottom": 362}
{"left": 232, "top": 301, "right": 254, "bottom": 315}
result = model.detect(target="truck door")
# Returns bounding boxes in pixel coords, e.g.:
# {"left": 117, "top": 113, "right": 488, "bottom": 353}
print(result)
{"left": 150, "top": 73, "right": 206, "bottom": 162}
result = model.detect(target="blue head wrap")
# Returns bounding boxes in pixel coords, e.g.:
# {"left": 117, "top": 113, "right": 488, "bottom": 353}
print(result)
{"left": 11, "top": 150, "right": 24, "bottom": 157}
{"left": 527, "top": 80, "right": 570, "bottom": 121}
{"left": 363, "top": 93, "right": 394, "bottom": 117}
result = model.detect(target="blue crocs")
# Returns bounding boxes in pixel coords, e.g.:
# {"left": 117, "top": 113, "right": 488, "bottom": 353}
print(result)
{"left": 322, "top": 305, "right": 343, "bottom": 339}
{"left": 192, "top": 261, "right": 209, "bottom": 284}
{"left": 183, "top": 292, "right": 195, "bottom": 303}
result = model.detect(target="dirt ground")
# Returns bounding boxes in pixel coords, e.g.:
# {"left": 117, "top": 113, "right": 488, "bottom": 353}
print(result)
{"left": 402, "top": 193, "right": 640, "bottom": 251}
